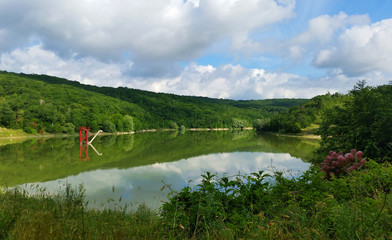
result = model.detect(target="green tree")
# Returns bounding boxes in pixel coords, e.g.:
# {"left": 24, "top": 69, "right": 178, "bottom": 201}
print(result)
{"left": 0, "top": 103, "right": 16, "bottom": 127}
{"left": 123, "top": 115, "right": 134, "bottom": 132}
{"left": 319, "top": 82, "right": 392, "bottom": 161}
{"left": 103, "top": 120, "right": 116, "bottom": 133}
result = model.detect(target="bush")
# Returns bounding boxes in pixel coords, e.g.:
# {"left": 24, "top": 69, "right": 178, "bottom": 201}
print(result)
{"left": 169, "top": 121, "right": 178, "bottom": 130}
{"left": 103, "top": 120, "right": 116, "bottom": 133}
{"left": 62, "top": 123, "right": 75, "bottom": 134}
{"left": 23, "top": 127, "right": 37, "bottom": 134}
{"left": 321, "top": 149, "right": 366, "bottom": 179}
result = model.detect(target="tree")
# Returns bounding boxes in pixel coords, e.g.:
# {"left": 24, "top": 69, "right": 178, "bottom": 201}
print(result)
{"left": 319, "top": 84, "right": 392, "bottom": 161}
{"left": 0, "top": 103, "right": 16, "bottom": 127}
{"left": 123, "top": 115, "right": 134, "bottom": 132}
{"left": 103, "top": 120, "right": 116, "bottom": 133}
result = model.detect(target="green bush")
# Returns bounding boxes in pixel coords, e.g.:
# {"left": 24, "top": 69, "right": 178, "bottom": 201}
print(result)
{"left": 103, "top": 120, "right": 116, "bottom": 133}
{"left": 23, "top": 127, "right": 37, "bottom": 134}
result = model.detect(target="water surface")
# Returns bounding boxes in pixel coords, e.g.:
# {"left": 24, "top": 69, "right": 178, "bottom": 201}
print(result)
{"left": 0, "top": 131, "right": 318, "bottom": 209}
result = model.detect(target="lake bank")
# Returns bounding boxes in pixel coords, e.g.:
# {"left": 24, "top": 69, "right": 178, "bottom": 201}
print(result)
{"left": 2, "top": 159, "right": 391, "bottom": 240}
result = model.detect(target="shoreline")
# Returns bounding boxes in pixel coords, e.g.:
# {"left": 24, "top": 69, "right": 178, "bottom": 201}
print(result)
{"left": 0, "top": 127, "right": 255, "bottom": 141}
{"left": 0, "top": 127, "right": 321, "bottom": 145}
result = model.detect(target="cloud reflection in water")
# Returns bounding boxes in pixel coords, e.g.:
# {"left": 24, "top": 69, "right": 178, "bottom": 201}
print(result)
{"left": 21, "top": 151, "right": 310, "bottom": 210}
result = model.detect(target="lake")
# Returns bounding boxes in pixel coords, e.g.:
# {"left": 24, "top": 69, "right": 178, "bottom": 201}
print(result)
{"left": 0, "top": 131, "right": 319, "bottom": 210}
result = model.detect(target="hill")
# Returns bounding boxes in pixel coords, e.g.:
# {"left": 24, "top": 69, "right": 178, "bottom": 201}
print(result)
{"left": 254, "top": 92, "right": 347, "bottom": 134}
{"left": 0, "top": 71, "right": 306, "bottom": 133}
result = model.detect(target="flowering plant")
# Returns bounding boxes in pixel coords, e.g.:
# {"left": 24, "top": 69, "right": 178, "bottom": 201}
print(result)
{"left": 321, "top": 149, "right": 366, "bottom": 179}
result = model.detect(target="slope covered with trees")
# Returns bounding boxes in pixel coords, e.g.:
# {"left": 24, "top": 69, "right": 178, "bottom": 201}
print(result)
{"left": 254, "top": 92, "right": 346, "bottom": 133}
{"left": 0, "top": 72, "right": 143, "bottom": 133}
{"left": 0, "top": 71, "right": 306, "bottom": 133}
{"left": 253, "top": 79, "right": 392, "bottom": 162}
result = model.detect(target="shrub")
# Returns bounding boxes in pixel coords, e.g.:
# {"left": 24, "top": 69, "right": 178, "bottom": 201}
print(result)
{"left": 24, "top": 127, "right": 37, "bottom": 134}
{"left": 321, "top": 149, "right": 366, "bottom": 179}
{"left": 103, "top": 120, "right": 116, "bottom": 133}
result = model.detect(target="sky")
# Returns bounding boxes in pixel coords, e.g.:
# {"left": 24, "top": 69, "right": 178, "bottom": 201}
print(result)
{"left": 0, "top": 0, "right": 391, "bottom": 100}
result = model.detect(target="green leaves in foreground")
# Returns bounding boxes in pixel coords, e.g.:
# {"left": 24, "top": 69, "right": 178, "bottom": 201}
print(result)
{"left": 160, "top": 161, "right": 392, "bottom": 239}
{"left": 1, "top": 161, "right": 392, "bottom": 239}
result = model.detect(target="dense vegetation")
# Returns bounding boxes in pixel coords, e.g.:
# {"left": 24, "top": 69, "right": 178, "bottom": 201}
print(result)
{"left": 319, "top": 81, "right": 392, "bottom": 162}
{"left": 1, "top": 159, "right": 391, "bottom": 239}
{"left": 0, "top": 71, "right": 306, "bottom": 133}
{"left": 255, "top": 81, "right": 392, "bottom": 162}
{"left": 0, "top": 72, "right": 140, "bottom": 133}
{"left": 255, "top": 92, "right": 346, "bottom": 134}
{"left": 1, "top": 71, "right": 392, "bottom": 239}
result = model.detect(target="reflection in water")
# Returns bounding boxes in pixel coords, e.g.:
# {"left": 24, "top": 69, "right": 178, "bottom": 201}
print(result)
{"left": 0, "top": 131, "right": 319, "bottom": 209}
{"left": 21, "top": 151, "right": 310, "bottom": 210}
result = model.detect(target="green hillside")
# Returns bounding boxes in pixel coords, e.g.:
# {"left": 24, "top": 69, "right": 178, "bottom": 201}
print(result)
{"left": 255, "top": 92, "right": 347, "bottom": 134}
{"left": 0, "top": 71, "right": 307, "bottom": 133}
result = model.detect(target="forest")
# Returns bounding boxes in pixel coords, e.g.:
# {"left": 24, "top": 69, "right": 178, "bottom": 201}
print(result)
{"left": 0, "top": 71, "right": 305, "bottom": 133}
{"left": 1, "top": 72, "right": 392, "bottom": 239}
{"left": 255, "top": 80, "right": 392, "bottom": 162}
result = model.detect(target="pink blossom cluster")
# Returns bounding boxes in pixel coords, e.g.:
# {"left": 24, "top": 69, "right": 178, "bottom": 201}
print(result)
{"left": 321, "top": 149, "right": 366, "bottom": 179}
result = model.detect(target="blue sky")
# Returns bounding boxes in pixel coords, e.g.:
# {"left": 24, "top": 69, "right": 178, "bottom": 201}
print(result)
{"left": 0, "top": 0, "right": 391, "bottom": 99}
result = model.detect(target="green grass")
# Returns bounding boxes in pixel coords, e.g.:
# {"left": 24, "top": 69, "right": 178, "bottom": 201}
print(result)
{"left": 1, "top": 160, "right": 391, "bottom": 239}
{"left": 0, "top": 128, "right": 28, "bottom": 138}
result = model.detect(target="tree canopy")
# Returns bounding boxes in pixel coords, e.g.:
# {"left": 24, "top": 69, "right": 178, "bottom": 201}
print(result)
{"left": 0, "top": 71, "right": 306, "bottom": 133}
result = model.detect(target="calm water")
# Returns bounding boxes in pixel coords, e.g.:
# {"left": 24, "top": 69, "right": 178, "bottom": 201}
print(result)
{"left": 0, "top": 131, "right": 319, "bottom": 209}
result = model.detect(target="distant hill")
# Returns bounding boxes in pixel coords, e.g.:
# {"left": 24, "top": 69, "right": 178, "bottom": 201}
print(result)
{"left": 0, "top": 71, "right": 307, "bottom": 133}
{"left": 255, "top": 93, "right": 347, "bottom": 134}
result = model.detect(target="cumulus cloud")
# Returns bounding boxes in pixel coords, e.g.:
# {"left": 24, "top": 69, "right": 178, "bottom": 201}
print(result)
{"left": 1, "top": 1, "right": 391, "bottom": 100}
{"left": 313, "top": 18, "right": 392, "bottom": 76}
{"left": 127, "top": 63, "right": 346, "bottom": 99}
{"left": 1, "top": 44, "right": 345, "bottom": 99}
{"left": 0, "top": 44, "right": 129, "bottom": 86}
{"left": 0, "top": 0, "right": 294, "bottom": 62}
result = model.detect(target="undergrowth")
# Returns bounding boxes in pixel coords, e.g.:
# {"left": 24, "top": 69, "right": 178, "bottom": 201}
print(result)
{"left": 1, "top": 160, "right": 391, "bottom": 239}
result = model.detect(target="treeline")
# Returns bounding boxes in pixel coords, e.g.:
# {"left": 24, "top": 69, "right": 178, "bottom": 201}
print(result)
{"left": 254, "top": 92, "right": 346, "bottom": 133}
{"left": 0, "top": 73, "right": 140, "bottom": 134}
{"left": 254, "top": 80, "right": 392, "bottom": 162}
{"left": 0, "top": 71, "right": 306, "bottom": 133}
{"left": 319, "top": 81, "right": 392, "bottom": 161}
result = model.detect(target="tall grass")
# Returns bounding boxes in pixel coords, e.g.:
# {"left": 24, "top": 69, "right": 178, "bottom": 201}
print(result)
{"left": 1, "top": 160, "right": 391, "bottom": 239}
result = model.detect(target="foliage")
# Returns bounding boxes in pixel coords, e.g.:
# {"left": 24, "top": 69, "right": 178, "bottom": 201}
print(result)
{"left": 0, "top": 71, "right": 306, "bottom": 131}
{"left": 321, "top": 149, "right": 366, "bottom": 179}
{"left": 102, "top": 120, "right": 116, "bottom": 133}
{"left": 122, "top": 115, "right": 134, "bottom": 132}
{"left": 160, "top": 161, "right": 392, "bottom": 239}
{"left": 319, "top": 81, "right": 392, "bottom": 161}
{"left": 231, "top": 117, "right": 248, "bottom": 129}
{"left": 0, "top": 71, "right": 143, "bottom": 133}
{"left": 0, "top": 183, "right": 162, "bottom": 240}
{"left": 258, "top": 93, "right": 345, "bottom": 134}
{"left": 170, "top": 121, "right": 179, "bottom": 129}
{"left": 1, "top": 159, "right": 392, "bottom": 239}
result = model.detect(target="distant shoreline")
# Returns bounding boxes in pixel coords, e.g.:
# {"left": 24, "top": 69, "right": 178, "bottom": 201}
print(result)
{"left": 0, "top": 127, "right": 254, "bottom": 141}
{"left": 0, "top": 127, "right": 320, "bottom": 146}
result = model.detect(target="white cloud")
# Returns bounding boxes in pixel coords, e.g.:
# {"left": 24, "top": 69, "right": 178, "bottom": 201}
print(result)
{"left": 0, "top": 0, "right": 294, "bottom": 63}
{"left": 283, "top": 12, "right": 371, "bottom": 60}
{"left": 1, "top": 3, "right": 391, "bottom": 100}
{"left": 2, "top": 44, "right": 389, "bottom": 99}
{"left": 125, "top": 63, "right": 346, "bottom": 99}
{"left": 20, "top": 151, "right": 310, "bottom": 209}
{"left": 0, "top": 44, "right": 129, "bottom": 86}
{"left": 313, "top": 18, "right": 392, "bottom": 76}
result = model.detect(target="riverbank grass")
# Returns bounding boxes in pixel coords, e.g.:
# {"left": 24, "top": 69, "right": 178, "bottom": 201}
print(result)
{"left": 1, "top": 159, "right": 391, "bottom": 239}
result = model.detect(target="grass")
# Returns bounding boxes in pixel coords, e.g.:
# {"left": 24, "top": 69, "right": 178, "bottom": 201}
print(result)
{"left": 1, "top": 160, "right": 391, "bottom": 239}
